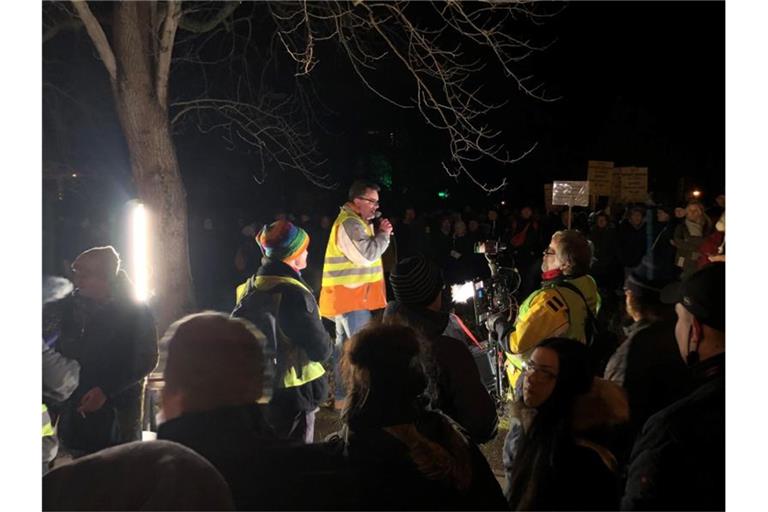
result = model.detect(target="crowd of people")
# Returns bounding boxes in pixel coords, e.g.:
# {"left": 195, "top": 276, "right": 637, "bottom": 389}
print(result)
{"left": 41, "top": 179, "right": 725, "bottom": 511}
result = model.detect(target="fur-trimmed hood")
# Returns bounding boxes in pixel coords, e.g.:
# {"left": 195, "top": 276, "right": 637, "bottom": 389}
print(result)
{"left": 570, "top": 377, "right": 630, "bottom": 435}
{"left": 511, "top": 377, "right": 630, "bottom": 435}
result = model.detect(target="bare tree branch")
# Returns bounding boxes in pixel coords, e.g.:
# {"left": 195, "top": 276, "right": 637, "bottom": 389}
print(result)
{"left": 171, "top": 96, "right": 333, "bottom": 188}
{"left": 157, "top": 0, "right": 182, "bottom": 108}
{"left": 178, "top": 1, "right": 242, "bottom": 34}
{"left": 70, "top": 0, "right": 117, "bottom": 83}
{"left": 268, "top": 0, "right": 555, "bottom": 192}
{"left": 43, "top": 18, "right": 83, "bottom": 43}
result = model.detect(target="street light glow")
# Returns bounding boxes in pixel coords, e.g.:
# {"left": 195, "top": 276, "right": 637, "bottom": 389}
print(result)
{"left": 131, "top": 203, "right": 150, "bottom": 302}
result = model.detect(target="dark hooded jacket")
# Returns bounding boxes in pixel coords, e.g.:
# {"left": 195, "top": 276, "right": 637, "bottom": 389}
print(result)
{"left": 383, "top": 301, "right": 498, "bottom": 443}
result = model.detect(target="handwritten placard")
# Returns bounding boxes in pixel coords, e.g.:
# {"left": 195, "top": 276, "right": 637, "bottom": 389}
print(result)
{"left": 587, "top": 160, "right": 614, "bottom": 196}
{"left": 552, "top": 181, "right": 590, "bottom": 207}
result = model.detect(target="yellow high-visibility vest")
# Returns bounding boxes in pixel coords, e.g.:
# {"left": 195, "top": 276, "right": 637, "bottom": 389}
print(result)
{"left": 321, "top": 209, "right": 384, "bottom": 288}
{"left": 235, "top": 275, "right": 326, "bottom": 388}
{"left": 42, "top": 404, "right": 55, "bottom": 437}
{"left": 504, "top": 275, "right": 600, "bottom": 396}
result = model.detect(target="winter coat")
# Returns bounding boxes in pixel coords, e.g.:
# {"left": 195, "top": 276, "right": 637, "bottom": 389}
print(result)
{"left": 233, "top": 260, "right": 332, "bottom": 413}
{"left": 42, "top": 288, "right": 158, "bottom": 453}
{"left": 589, "top": 225, "right": 619, "bottom": 278}
{"left": 618, "top": 221, "right": 647, "bottom": 269}
{"left": 43, "top": 440, "right": 234, "bottom": 511}
{"left": 158, "top": 404, "right": 318, "bottom": 511}
{"left": 673, "top": 218, "right": 714, "bottom": 279}
{"left": 644, "top": 218, "right": 681, "bottom": 283}
{"left": 504, "top": 378, "right": 630, "bottom": 511}
{"left": 383, "top": 301, "right": 498, "bottom": 443}
{"left": 604, "top": 318, "right": 692, "bottom": 439}
{"left": 622, "top": 353, "right": 725, "bottom": 511}
{"left": 446, "top": 234, "right": 475, "bottom": 285}
{"left": 324, "top": 410, "right": 508, "bottom": 511}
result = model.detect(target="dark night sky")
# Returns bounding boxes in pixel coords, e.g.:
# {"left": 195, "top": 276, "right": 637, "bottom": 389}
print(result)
{"left": 43, "top": 1, "right": 724, "bottom": 227}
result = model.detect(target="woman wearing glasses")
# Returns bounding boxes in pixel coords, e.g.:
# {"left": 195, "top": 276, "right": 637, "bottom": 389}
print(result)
{"left": 504, "top": 337, "right": 629, "bottom": 511}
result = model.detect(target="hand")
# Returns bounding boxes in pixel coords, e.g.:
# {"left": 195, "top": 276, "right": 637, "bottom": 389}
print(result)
{"left": 378, "top": 218, "right": 393, "bottom": 236}
{"left": 77, "top": 386, "right": 107, "bottom": 415}
{"left": 485, "top": 311, "right": 511, "bottom": 337}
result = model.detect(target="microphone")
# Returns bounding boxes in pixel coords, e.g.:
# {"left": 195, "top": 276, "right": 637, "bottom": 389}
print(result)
{"left": 372, "top": 211, "right": 392, "bottom": 235}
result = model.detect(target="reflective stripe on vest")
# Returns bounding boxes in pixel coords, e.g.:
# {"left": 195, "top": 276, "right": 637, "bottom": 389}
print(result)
{"left": 42, "top": 404, "right": 55, "bottom": 437}
{"left": 239, "top": 275, "right": 326, "bottom": 388}
{"left": 321, "top": 209, "right": 384, "bottom": 288}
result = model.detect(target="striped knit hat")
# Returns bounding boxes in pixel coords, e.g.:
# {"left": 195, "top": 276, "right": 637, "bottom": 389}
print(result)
{"left": 389, "top": 255, "right": 444, "bottom": 307}
{"left": 256, "top": 220, "right": 310, "bottom": 262}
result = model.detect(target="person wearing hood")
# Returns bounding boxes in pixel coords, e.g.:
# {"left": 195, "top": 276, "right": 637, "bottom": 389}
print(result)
{"left": 504, "top": 337, "right": 629, "bottom": 510}
{"left": 383, "top": 255, "right": 498, "bottom": 444}
{"left": 324, "top": 323, "right": 508, "bottom": 510}
{"left": 622, "top": 263, "right": 725, "bottom": 510}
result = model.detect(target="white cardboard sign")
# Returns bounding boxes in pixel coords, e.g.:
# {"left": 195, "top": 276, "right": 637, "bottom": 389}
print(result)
{"left": 552, "top": 181, "right": 590, "bottom": 207}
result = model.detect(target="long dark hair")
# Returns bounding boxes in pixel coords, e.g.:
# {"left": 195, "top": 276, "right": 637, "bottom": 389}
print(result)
{"left": 339, "top": 323, "right": 474, "bottom": 491}
{"left": 340, "top": 323, "right": 431, "bottom": 432}
{"left": 505, "top": 338, "right": 593, "bottom": 510}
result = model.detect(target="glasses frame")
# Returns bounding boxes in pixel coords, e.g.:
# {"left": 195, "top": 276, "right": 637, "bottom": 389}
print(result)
{"left": 356, "top": 196, "right": 380, "bottom": 207}
{"left": 522, "top": 360, "right": 558, "bottom": 381}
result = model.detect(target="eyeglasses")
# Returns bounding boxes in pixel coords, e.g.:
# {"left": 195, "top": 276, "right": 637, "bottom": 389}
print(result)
{"left": 542, "top": 248, "right": 556, "bottom": 256}
{"left": 522, "top": 360, "right": 558, "bottom": 380}
{"left": 356, "top": 196, "right": 380, "bottom": 206}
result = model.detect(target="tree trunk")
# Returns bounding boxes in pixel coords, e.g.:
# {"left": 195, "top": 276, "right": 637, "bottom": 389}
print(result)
{"left": 111, "top": 2, "right": 195, "bottom": 335}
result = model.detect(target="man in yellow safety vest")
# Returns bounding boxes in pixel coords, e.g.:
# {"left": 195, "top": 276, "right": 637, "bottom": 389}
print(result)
{"left": 319, "top": 179, "right": 393, "bottom": 407}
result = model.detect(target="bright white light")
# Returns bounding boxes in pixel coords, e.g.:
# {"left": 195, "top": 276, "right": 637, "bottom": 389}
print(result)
{"left": 131, "top": 203, "right": 150, "bottom": 302}
{"left": 451, "top": 281, "right": 475, "bottom": 304}
{"left": 692, "top": 190, "right": 702, "bottom": 198}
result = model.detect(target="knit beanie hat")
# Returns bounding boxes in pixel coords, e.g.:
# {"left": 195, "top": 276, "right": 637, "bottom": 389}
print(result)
{"left": 389, "top": 255, "right": 444, "bottom": 307}
{"left": 256, "top": 220, "right": 310, "bottom": 262}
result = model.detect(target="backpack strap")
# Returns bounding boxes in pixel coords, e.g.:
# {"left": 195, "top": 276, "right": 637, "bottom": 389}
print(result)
{"left": 555, "top": 280, "right": 597, "bottom": 346}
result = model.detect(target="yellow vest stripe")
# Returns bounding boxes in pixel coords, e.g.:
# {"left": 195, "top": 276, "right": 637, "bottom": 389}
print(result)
{"left": 42, "top": 404, "right": 55, "bottom": 437}
{"left": 237, "top": 275, "right": 326, "bottom": 388}
{"left": 321, "top": 209, "right": 384, "bottom": 288}
{"left": 323, "top": 266, "right": 383, "bottom": 278}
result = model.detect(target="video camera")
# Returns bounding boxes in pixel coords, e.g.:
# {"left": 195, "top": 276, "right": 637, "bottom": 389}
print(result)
{"left": 450, "top": 240, "right": 521, "bottom": 406}
{"left": 471, "top": 240, "right": 521, "bottom": 327}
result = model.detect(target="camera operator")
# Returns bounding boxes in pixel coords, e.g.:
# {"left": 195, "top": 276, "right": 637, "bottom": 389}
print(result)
{"left": 489, "top": 230, "right": 600, "bottom": 390}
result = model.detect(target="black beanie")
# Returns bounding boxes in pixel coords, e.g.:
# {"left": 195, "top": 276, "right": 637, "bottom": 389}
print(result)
{"left": 389, "top": 255, "right": 444, "bottom": 307}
